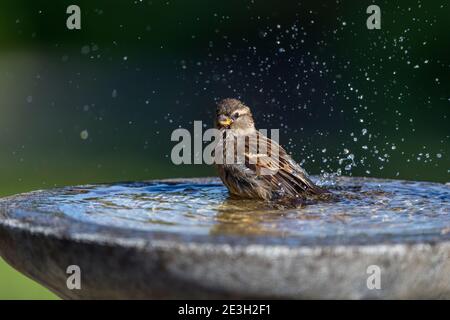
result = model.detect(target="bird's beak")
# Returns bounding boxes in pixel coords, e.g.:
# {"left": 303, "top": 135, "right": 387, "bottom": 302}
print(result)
{"left": 218, "top": 115, "right": 233, "bottom": 127}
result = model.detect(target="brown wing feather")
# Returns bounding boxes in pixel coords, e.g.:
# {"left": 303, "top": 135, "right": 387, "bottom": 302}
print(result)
{"left": 245, "top": 131, "right": 327, "bottom": 197}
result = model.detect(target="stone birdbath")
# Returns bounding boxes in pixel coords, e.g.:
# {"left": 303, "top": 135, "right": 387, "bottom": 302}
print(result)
{"left": 0, "top": 176, "right": 449, "bottom": 299}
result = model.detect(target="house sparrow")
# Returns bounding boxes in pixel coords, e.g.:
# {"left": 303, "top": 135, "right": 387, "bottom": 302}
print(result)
{"left": 214, "top": 98, "right": 327, "bottom": 201}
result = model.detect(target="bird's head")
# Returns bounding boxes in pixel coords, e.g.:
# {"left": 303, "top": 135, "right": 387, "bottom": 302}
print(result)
{"left": 215, "top": 98, "right": 255, "bottom": 132}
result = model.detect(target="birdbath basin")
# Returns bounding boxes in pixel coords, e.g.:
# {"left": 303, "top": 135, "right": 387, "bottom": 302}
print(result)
{"left": 0, "top": 176, "right": 449, "bottom": 299}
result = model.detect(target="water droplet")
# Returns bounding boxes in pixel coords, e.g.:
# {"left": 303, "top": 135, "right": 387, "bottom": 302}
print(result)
{"left": 80, "top": 130, "right": 89, "bottom": 140}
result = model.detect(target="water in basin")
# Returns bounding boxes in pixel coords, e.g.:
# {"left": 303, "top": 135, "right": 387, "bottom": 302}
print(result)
{"left": 28, "top": 176, "right": 450, "bottom": 245}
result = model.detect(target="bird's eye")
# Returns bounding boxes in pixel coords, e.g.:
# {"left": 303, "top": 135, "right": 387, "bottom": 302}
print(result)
{"left": 233, "top": 112, "right": 239, "bottom": 119}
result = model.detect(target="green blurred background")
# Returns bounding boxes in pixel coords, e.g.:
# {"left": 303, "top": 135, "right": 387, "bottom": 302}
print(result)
{"left": 0, "top": 0, "right": 448, "bottom": 299}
